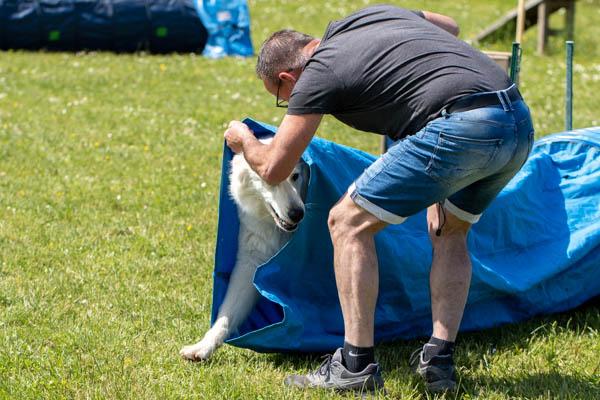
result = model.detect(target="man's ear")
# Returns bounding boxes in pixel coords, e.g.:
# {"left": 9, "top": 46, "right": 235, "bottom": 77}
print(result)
{"left": 278, "top": 71, "right": 298, "bottom": 84}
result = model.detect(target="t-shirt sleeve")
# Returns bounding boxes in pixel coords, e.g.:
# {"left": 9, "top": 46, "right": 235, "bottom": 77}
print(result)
{"left": 411, "top": 10, "right": 425, "bottom": 19}
{"left": 287, "top": 60, "right": 342, "bottom": 115}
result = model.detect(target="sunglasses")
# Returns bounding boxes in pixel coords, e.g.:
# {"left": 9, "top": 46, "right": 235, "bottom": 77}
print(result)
{"left": 276, "top": 79, "right": 288, "bottom": 108}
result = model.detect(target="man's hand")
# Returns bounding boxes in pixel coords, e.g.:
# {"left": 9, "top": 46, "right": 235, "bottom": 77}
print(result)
{"left": 224, "top": 114, "right": 322, "bottom": 185}
{"left": 224, "top": 120, "right": 254, "bottom": 153}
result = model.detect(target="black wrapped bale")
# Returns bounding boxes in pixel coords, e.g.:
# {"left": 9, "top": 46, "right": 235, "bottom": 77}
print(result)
{"left": 0, "top": 0, "right": 208, "bottom": 53}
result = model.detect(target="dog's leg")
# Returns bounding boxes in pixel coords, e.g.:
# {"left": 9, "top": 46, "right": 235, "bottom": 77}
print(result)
{"left": 180, "top": 256, "right": 260, "bottom": 361}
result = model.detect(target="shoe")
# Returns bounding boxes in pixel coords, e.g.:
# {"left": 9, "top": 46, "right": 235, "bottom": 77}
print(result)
{"left": 284, "top": 348, "right": 384, "bottom": 395}
{"left": 409, "top": 346, "right": 457, "bottom": 393}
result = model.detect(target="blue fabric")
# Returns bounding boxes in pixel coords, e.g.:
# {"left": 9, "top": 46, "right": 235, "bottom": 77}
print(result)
{"left": 213, "top": 119, "right": 600, "bottom": 353}
{"left": 194, "top": 0, "right": 253, "bottom": 58}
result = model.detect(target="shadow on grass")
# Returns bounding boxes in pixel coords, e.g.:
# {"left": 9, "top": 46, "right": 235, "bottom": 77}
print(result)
{"left": 460, "top": 371, "right": 600, "bottom": 399}
{"left": 264, "top": 296, "right": 599, "bottom": 396}
{"left": 453, "top": 295, "right": 599, "bottom": 355}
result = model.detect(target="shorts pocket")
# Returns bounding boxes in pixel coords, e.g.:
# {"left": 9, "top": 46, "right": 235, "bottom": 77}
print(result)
{"left": 425, "top": 131, "right": 503, "bottom": 184}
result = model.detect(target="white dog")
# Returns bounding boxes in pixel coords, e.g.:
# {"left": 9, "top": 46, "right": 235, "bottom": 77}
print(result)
{"left": 180, "top": 139, "right": 310, "bottom": 361}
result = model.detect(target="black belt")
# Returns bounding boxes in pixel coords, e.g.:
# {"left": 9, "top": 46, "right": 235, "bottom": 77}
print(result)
{"left": 444, "top": 85, "right": 522, "bottom": 114}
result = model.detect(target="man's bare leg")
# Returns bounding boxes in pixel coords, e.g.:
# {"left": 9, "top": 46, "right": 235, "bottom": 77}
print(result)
{"left": 427, "top": 204, "right": 472, "bottom": 342}
{"left": 328, "top": 195, "right": 387, "bottom": 362}
{"left": 408, "top": 204, "right": 473, "bottom": 392}
{"left": 284, "top": 194, "right": 388, "bottom": 388}
{"left": 284, "top": 194, "right": 388, "bottom": 389}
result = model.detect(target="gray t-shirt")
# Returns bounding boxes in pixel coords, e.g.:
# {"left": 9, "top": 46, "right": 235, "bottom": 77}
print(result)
{"left": 287, "top": 5, "right": 512, "bottom": 140}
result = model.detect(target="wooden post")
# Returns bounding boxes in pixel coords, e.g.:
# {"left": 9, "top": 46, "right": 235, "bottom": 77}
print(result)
{"left": 565, "top": 0, "right": 576, "bottom": 41}
{"left": 537, "top": 1, "right": 548, "bottom": 55}
{"left": 516, "top": 0, "right": 526, "bottom": 43}
{"left": 379, "top": 136, "right": 388, "bottom": 154}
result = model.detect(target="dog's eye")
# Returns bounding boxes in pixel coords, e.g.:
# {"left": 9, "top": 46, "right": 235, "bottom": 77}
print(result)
{"left": 291, "top": 173, "right": 300, "bottom": 182}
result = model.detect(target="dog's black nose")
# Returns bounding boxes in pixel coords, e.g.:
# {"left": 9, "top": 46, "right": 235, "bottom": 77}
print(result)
{"left": 288, "top": 208, "right": 304, "bottom": 223}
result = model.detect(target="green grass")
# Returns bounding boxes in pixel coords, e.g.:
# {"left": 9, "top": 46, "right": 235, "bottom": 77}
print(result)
{"left": 1, "top": 0, "right": 599, "bottom": 398}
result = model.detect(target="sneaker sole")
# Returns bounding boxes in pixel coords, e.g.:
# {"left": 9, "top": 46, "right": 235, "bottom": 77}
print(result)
{"left": 426, "top": 379, "right": 456, "bottom": 393}
{"left": 333, "top": 387, "right": 387, "bottom": 399}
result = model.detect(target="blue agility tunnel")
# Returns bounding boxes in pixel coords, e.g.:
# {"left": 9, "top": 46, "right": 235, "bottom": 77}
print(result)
{"left": 213, "top": 120, "right": 600, "bottom": 353}
{"left": 0, "top": 0, "right": 252, "bottom": 55}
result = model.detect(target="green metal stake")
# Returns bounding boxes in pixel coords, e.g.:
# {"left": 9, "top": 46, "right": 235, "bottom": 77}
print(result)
{"left": 566, "top": 41, "right": 574, "bottom": 131}
{"left": 510, "top": 42, "right": 521, "bottom": 86}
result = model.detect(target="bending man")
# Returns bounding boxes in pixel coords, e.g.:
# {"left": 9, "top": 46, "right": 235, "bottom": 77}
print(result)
{"left": 224, "top": 4, "right": 534, "bottom": 394}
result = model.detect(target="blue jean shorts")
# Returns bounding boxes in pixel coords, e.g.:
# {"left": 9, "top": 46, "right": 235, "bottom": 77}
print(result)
{"left": 349, "top": 87, "right": 535, "bottom": 224}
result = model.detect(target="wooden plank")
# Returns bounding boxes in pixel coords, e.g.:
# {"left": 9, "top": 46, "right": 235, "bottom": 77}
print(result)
{"left": 475, "top": 0, "right": 545, "bottom": 42}
{"left": 475, "top": 0, "right": 574, "bottom": 43}
{"left": 537, "top": 1, "right": 548, "bottom": 54}
{"left": 484, "top": 51, "right": 512, "bottom": 72}
{"left": 516, "top": 0, "right": 527, "bottom": 42}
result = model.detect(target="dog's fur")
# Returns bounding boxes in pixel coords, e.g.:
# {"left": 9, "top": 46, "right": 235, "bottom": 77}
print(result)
{"left": 180, "top": 139, "right": 309, "bottom": 361}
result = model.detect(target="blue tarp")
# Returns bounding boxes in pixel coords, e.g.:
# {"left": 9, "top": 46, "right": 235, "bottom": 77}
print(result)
{"left": 194, "top": 0, "right": 252, "bottom": 58}
{"left": 213, "top": 119, "right": 600, "bottom": 353}
{"left": 0, "top": 0, "right": 253, "bottom": 56}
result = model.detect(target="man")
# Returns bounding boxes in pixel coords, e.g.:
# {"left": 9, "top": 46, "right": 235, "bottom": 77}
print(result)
{"left": 224, "top": 4, "right": 534, "bottom": 394}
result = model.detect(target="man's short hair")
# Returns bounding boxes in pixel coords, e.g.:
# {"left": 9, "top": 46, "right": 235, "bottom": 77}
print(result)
{"left": 256, "top": 29, "right": 315, "bottom": 84}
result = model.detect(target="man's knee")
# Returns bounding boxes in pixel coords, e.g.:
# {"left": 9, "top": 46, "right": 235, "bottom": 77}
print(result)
{"left": 328, "top": 196, "right": 385, "bottom": 240}
{"left": 328, "top": 198, "right": 354, "bottom": 240}
{"left": 327, "top": 204, "right": 342, "bottom": 236}
{"left": 427, "top": 204, "right": 471, "bottom": 248}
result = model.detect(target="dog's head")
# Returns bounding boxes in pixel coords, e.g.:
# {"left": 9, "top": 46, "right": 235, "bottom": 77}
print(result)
{"left": 229, "top": 139, "right": 309, "bottom": 232}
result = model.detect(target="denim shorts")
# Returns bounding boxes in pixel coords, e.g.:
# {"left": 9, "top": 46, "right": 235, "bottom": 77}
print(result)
{"left": 349, "top": 87, "right": 535, "bottom": 224}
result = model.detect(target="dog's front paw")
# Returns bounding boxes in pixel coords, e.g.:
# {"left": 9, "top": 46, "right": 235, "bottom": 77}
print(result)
{"left": 179, "top": 340, "right": 217, "bottom": 362}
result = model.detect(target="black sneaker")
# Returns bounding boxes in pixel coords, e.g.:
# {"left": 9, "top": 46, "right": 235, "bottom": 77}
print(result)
{"left": 284, "top": 348, "right": 384, "bottom": 395}
{"left": 409, "top": 346, "right": 457, "bottom": 393}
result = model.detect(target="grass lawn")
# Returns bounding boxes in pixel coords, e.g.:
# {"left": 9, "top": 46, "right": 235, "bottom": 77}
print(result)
{"left": 1, "top": 0, "right": 599, "bottom": 398}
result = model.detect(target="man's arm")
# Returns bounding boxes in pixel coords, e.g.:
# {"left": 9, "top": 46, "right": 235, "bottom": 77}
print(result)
{"left": 224, "top": 113, "right": 322, "bottom": 185}
{"left": 422, "top": 11, "right": 460, "bottom": 37}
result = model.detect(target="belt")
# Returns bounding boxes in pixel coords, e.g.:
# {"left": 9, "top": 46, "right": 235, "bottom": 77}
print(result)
{"left": 444, "top": 85, "right": 522, "bottom": 114}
